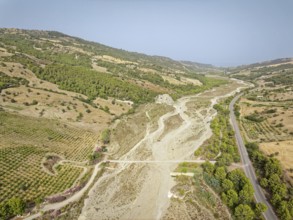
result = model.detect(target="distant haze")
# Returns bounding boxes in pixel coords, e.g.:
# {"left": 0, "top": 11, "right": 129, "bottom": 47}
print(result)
{"left": 0, "top": 0, "right": 292, "bottom": 67}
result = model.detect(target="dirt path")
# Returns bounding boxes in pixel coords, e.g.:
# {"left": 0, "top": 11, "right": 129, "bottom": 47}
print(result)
{"left": 79, "top": 79, "right": 248, "bottom": 220}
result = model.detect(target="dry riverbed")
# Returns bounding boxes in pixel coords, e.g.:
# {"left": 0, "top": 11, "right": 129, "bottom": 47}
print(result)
{"left": 79, "top": 79, "right": 246, "bottom": 220}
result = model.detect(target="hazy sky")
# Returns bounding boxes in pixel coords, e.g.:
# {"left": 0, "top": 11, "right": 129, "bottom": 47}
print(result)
{"left": 0, "top": 0, "right": 292, "bottom": 66}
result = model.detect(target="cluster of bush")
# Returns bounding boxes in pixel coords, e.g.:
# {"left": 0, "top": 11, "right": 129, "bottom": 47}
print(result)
{"left": 244, "top": 114, "right": 265, "bottom": 123}
{"left": 0, "top": 72, "right": 29, "bottom": 92}
{"left": 202, "top": 163, "right": 267, "bottom": 219}
{"left": 0, "top": 197, "right": 26, "bottom": 219}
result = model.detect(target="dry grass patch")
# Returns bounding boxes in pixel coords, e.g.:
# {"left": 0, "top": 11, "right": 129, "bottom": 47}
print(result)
{"left": 93, "top": 97, "right": 131, "bottom": 116}
{"left": 0, "top": 47, "right": 13, "bottom": 57}
{"left": 162, "top": 75, "right": 185, "bottom": 85}
{"left": 181, "top": 77, "right": 202, "bottom": 86}
{"left": 1, "top": 86, "right": 111, "bottom": 132}
{"left": 260, "top": 141, "right": 293, "bottom": 182}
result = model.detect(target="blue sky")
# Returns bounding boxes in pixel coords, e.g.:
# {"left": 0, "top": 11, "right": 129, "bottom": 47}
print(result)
{"left": 0, "top": 0, "right": 292, "bottom": 66}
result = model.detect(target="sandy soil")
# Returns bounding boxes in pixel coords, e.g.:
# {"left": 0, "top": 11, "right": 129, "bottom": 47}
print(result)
{"left": 79, "top": 79, "right": 248, "bottom": 220}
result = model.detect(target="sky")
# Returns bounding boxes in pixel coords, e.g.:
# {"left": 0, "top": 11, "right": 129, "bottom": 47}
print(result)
{"left": 0, "top": 0, "right": 292, "bottom": 66}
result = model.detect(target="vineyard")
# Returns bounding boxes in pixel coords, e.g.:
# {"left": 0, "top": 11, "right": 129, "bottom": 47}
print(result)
{"left": 0, "top": 111, "right": 99, "bottom": 203}
{"left": 241, "top": 118, "right": 287, "bottom": 142}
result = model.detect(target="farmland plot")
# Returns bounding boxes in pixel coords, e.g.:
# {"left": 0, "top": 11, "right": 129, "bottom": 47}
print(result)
{"left": 0, "top": 111, "right": 99, "bottom": 203}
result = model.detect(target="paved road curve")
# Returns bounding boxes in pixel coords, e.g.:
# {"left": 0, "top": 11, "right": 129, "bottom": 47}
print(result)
{"left": 229, "top": 94, "right": 278, "bottom": 220}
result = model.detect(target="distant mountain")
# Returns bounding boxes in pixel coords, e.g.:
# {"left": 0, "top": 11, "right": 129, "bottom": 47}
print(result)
{"left": 228, "top": 58, "right": 293, "bottom": 73}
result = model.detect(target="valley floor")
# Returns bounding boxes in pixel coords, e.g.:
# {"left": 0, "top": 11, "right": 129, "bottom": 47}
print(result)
{"left": 78, "top": 79, "right": 247, "bottom": 220}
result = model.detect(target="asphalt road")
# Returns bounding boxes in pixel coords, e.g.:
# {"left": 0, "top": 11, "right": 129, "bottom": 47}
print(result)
{"left": 229, "top": 93, "right": 278, "bottom": 220}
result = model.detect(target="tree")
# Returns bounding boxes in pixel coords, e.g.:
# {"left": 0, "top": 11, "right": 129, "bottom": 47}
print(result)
{"left": 277, "top": 201, "right": 292, "bottom": 220}
{"left": 222, "top": 179, "right": 234, "bottom": 191}
{"left": 288, "top": 199, "right": 293, "bottom": 217}
{"left": 254, "top": 203, "right": 267, "bottom": 216}
{"left": 234, "top": 204, "right": 255, "bottom": 220}
{"left": 268, "top": 174, "right": 287, "bottom": 199}
{"left": 214, "top": 167, "right": 227, "bottom": 181}
{"left": 216, "top": 153, "right": 233, "bottom": 166}
{"left": 227, "top": 169, "right": 249, "bottom": 192}
{"left": 7, "top": 197, "right": 25, "bottom": 216}
{"left": 264, "top": 158, "right": 282, "bottom": 178}
{"left": 222, "top": 189, "right": 238, "bottom": 207}
{"left": 260, "top": 178, "right": 268, "bottom": 188}
{"left": 201, "top": 162, "right": 214, "bottom": 174}
{"left": 100, "top": 129, "right": 110, "bottom": 144}
{"left": 0, "top": 202, "right": 11, "bottom": 220}
{"left": 271, "top": 194, "right": 282, "bottom": 206}
{"left": 238, "top": 184, "right": 254, "bottom": 204}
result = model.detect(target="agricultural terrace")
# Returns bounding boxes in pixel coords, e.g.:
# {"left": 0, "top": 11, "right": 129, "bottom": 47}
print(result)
{"left": 239, "top": 93, "right": 293, "bottom": 142}
{"left": 0, "top": 110, "right": 99, "bottom": 203}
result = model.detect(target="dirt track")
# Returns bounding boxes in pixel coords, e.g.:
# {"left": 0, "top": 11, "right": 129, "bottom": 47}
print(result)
{"left": 79, "top": 79, "right": 247, "bottom": 220}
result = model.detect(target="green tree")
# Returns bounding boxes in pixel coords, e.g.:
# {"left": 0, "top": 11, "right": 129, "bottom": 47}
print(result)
{"left": 216, "top": 153, "right": 234, "bottom": 166}
{"left": 277, "top": 201, "right": 292, "bottom": 220}
{"left": 288, "top": 199, "right": 293, "bottom": 217}
{"left": 268, "top": 174, "right": 287, "bottom": 199}
{"left": 227, "top": 169, "right": 249, "bottom": 192}
{"left": 100, "top": 128, "right": 110, "bottom": 144}
{"left": 0, "top": 203, "right": 11, "bottom": 220}
{"left": 264, "top": 158, "right": 282, "bottom": 177}
{"left": 238, "top": 184, "right": 254, "bottom": 204}
{"left": 234, "top": 204, "right": 255, "bottom": 220}
{"left": 254, "top": 203, "right": 267, "bottom": 216}
{"left": 260, "top": 178, "right": 268, "bottom": 188}
{"left": 201, "top": 162, "right": 214, "bottom": 174}
{"left": 214, "top": 167, "right": 227, "bottom": 181}
{"left": 271, "top": 194, "right": 282, "bottom": 206}
{"left": 222, "top": 179, "right": 234, "bottom": 191}
{"left": 7, "top": 197, "right": 25, "bottom": 216}
{"left": 222, "top": 189, "right": 238, "bottom": 207}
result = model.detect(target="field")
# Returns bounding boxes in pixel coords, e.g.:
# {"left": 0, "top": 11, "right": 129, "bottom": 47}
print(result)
{"left": 235, "top": 64, "right": 293, "bottom": 187}
{"left": 0, "top": 110, "right": 99, "bottom": 203}
{"left": 259, "top": 141, "right": 293, "bottom": 182}
{"left": 239, "top": 92, "right": 293, "bottom": 142}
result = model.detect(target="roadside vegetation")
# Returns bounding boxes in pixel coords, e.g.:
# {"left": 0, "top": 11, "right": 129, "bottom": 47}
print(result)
{"left": 230, "top": 61, "right": 293, "bottom": 219}
{"left": 246, "top": 142, "right": 293, "bottom": 220}
{"left": 197, "top": 97, "right": 267, "bottom": 219}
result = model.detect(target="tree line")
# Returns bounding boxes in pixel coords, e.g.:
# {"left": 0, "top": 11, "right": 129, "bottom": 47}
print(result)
{"left": 246, "top": 142, "right": 293, "bottom": 220}
{"left": 199, "top": 97, "right": 268, "bottom": 220}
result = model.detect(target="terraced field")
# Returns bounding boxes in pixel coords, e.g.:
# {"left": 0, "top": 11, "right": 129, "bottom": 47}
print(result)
{"left": 241, "top": 119, "right": 287, "bottom": 142}
{"left": 0, "top": 110, "right": 99, "bottom": 203}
